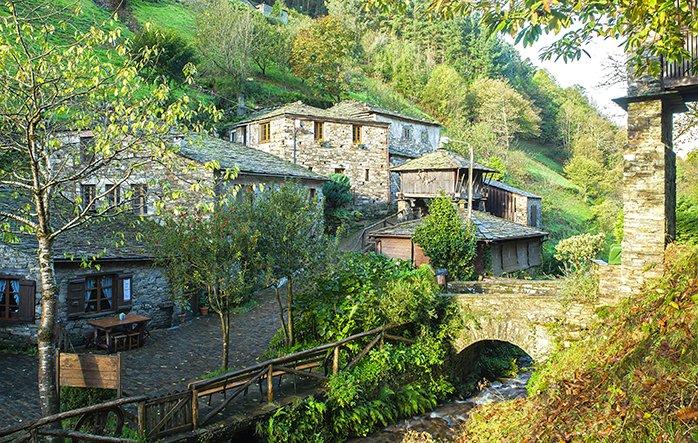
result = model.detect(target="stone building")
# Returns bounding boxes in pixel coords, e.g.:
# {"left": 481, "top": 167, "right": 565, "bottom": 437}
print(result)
{"left": 368, "top": 149, "right": 548, "bottom": 276}
{"left": 232, "top": 102, "right": 392, "bottom": 213}
{"left": 611, "top": 31, "right": 698, "bottom": 293}
{"left": 485, "top": 179, "right": 543, "bottom": 228}
{"left": 328, "top": 101, "right": 442, "bottom": 200}
{"left": 0, "top": 135, "right": 326, "bottom": 346}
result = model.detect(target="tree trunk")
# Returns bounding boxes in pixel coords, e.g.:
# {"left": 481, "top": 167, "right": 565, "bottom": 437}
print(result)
{"left": 274, "top": 286, "right": 289, "bottom": 344}
{"left": 36, "top": 234, "right": 59, "bottom": 418}
{"left": 219, "top": 311, "right": 230, "bottom": 371}
{"left": 286, "top": 276, "right": 294, "bottom": 346}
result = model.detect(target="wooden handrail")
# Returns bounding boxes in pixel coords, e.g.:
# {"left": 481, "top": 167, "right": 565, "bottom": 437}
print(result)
{"left": 189, "top": 324, "right": 404, "bottom": 390}
{"left": 0, "top": 396, "right": 148, "bottom": 438}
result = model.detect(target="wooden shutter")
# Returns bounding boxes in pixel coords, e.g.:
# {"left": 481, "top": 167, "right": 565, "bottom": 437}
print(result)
{"left": 67, "top": 279, "right": 85, "bottom": 318}
{"left": 116, "top": 274, "right": 133, "bottom": 310}
{"left": 18, "top": 279, "right": 36, "bottom": 322}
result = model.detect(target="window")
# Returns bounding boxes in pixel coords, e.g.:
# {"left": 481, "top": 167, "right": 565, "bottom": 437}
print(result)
{"left": 421, "top": 130, "right": 429, "bottom": 144}
{"left": 132, "top": 184, "right": 148, "bottom": 215}
{"left": 309, "top": 188, "right": 316, "bottom": 201}
{"left": 260, "top": 122, "right": 271, "bottom": 143}
{"left": 105, "top": 184, "right": 120, "bottom": 208}
{"left": 80, "top": 184, "right": 96, "bottom": 213}
{"left": 79, "top": 136, "right": 94, "bottom": 164}
{"left": 84, "top": 275, "right": 114, "bottom": 313}
{"left": 0, "top": 279, "right": 20, "bottom": 320}
{"left": 0, "top": 277, "right": 35, "bottom": 322}
{"left": 352, "top": 125, "right": 362, "bottom": 144}
{"left": 314, "top": 121, "right": 324, "bottom": 142}
{"left": 68, "top": 273, "right": 132, "bottom": 318}
{"left": 403, "top": 126, "right": 412, "bottom": 140}
{"left": 364, "top": 169, "right": 370, "bottom": 181}
{"left": 334, "top": 167, "right": 345, "bottom": 175}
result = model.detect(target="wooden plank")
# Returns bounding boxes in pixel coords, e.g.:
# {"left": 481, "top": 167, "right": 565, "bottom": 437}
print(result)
{"left": 58, "top": 353, "right": 121, "bottom": 390}
{"left": 59, "top": 353, "right": 119, "bottom": 370}
{"left": 39, "top": 429, "right": 136, "bottom": 443}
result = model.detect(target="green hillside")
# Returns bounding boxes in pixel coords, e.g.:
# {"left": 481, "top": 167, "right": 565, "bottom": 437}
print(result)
{"left": 4, "top": 0, "right": 609, "bottom": 271}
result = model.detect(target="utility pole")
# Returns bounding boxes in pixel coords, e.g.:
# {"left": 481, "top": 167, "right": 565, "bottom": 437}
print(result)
{"left": 467, "top": 141, "right": 474, "bottom": 220}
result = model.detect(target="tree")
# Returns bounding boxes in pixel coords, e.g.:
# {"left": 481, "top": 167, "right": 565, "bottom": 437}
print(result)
{"left": 290, "top": 15, "right": 356, "bottom": 101}
{"left": 150, "top": 200, "right": 263, "bottom": 370}
{"left": 195, "top": 0, "right": 262, "bottom": 94}
{"left": 252, "top": 16, "right": 291, "bottom": 75}
{"left": 564, "top": 155, "right": 607, "bottom": 201}
{"left": 254, "top": 184, "right": 332, "bottom": 346}
{"left": 413, "top": 195, "right": 477, "bottom": 280}
{"left": 466, "top": 77, "right": 541, "bottom": 149}
{"left": 0, "top": 2, "right": 210, "bottom": 417}
{"left": 420, "top": 63, "right": 469, "bottom": 125}
{"left": 130, "top": 25, "right": 197, "bottom": 80}
{"left": 367, "top": 0, "right": 698, "bottom": 75}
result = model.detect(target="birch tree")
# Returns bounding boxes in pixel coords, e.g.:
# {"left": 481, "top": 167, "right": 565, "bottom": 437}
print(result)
{"left": 0, "top": 1, "right": 213, "bottom": 417}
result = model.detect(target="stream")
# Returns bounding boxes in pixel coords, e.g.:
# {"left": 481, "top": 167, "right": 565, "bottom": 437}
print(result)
{"left": 353, "top": 370, "right": 532, "bottom": 442}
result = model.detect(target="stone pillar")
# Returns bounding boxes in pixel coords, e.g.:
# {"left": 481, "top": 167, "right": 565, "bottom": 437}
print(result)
{"left": 621, "top": 100, "right": 676, "bottom": 294}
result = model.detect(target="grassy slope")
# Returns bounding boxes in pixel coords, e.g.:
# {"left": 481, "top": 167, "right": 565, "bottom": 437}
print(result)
{"left": 458, "top": 244, "right": 698, "bottom": 442}
{"left": 18, "top": 0, "right": 596, "bottom": 252}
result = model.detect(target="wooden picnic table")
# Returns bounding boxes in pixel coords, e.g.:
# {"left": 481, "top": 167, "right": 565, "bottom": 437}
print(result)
{"left": 88, "top": 313, "right": 151, "bottom": 353}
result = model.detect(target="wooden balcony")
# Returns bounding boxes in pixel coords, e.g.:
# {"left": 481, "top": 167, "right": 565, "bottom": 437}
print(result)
{"left": 661, "top": 33, "right": 698, "bottom": 89}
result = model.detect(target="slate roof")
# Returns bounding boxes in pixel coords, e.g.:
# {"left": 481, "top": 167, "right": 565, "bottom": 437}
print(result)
{"left": 177, "top": 136, "right": 327, "bottom": 181}
{"left": 391, "top": 149, "right": 496, "bottom": 173}
{"left": 369, "top": 210, "right": 547, "bottom": 243}
{"left": 233, "top": 101, "right": 387, "bottom": 127}
{"left": 6, "top": 217, "right": 155, "bottom": 262}
{"left": 329, "top": 101, "right": 440, "bottom": 127}
{"left": 486, "top": 179, "right": 541, "bottom": 199}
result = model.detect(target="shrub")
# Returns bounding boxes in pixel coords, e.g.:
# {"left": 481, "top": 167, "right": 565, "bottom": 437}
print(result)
{"left": 322, "top": 173, "right": 353, "bottom": 232}
{"left": 554, "top": 232, "right": 605, "bottom": 272}
{"left": 413, "top": 195, "right": 477, "bottom": 280}
{"left": 130, "top": 26, "right": 196, "bottom": 80}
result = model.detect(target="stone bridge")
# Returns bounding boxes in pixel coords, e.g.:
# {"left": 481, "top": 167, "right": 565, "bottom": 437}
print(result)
{"left": 446, "top": 265, "right": 621, "bottom": 362}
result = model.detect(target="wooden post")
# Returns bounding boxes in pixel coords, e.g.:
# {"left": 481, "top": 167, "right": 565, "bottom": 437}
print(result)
{"left": 266, "top": 365, "right": 274, "bottom": 403}
{"left": 137, "top": 401, "right": 146, "bottom": 436}
{"left": 191, "top": 389, "right": 199, "bottom": 430}
{"left": 55, "top": 352, "right": 61, "bottom": 407}
{"left": 115, "top": 352, "right": 122, "bottom": 398}
{"left": 332, "top": 346, "right": 339, "bottom": 375}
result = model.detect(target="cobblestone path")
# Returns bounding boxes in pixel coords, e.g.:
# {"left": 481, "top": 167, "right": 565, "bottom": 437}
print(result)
{"left": 0, "top": 290, "right": 280, "bottom": 429}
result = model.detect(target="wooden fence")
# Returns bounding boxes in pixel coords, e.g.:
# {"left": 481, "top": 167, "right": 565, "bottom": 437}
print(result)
{"left": 0, "top": 324, "right": 412, "bottom": 442}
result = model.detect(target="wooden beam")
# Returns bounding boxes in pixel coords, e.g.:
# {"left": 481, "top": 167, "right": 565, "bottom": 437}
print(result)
{"left": 39, "top": 429, "right": 137, "bottom": 443}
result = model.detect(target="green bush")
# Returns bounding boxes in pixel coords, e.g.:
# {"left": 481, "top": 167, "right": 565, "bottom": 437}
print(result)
{"left": 413, "top": 195, "right": 477, "bottom": 280}
{"left": 130, "top": 26, "right": 196, "bottom": 80}
{"left": 554, "top": 232, "right": 605, "bottom": 272}
{"left": 322, "top": 173, "right": 353, "bottom": 232}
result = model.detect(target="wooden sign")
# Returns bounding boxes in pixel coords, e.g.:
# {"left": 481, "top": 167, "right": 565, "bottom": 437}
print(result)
{"left": 57, "top": 352, "right": 122, "bottom": 397}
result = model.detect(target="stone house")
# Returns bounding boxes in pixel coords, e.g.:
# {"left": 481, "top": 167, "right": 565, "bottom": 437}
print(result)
{"left": 485, "top": 179, "right": 543, "bottom": 228}
{"left": 231, "top": 102, "right": 392, "bottom": 213}
{"left": 0, "top": 135, "right": 326, "bottom": 346}
{"left": 328, "top": 101, "right": 442, "bottom": 201}
{"left": 369, "top": 149, "right": 548, "bottom": 276}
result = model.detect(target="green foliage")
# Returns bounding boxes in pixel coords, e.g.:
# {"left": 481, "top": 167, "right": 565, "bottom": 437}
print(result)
{"left": 564, "top": 155, "right": 607, "bottom": 200}
{"left": 420, "top": 64, "right": 468, "bottom": 125}
{"left": 290, "top": 15, "right": 356, "bottom": 100}
{"left": 413, "top": 195, "right": 477, "bottom": 280}
{"left": 677, "top": 197, "right": 698, "bottom": 244}
{"left": 460, "top": 244, "right": 698, "bottom": 442}
{"left": 322, "top": 173, "right": 353, "bottom": 232}
{"left": 485, "top": 155, "right": 507, "bottom": 181}
{"left": 130, "top": 25, "right": 196, "bottom": 79}
{"left": 554, "top": 232, "right": 605, "bottom": 273}
{"left": 60, "top": 387, "right": 116, "bottom": 412}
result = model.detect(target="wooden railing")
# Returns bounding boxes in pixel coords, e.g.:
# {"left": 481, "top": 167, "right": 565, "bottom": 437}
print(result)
{"left": 356, "top": 210, "right": 405, "bottom": 252}
{"left": 662, "top": 33, "right": 698, "bottom": 86}
{"left": 0, "top": 325, "right": 413, "bottom": 441}
{"left": 188, "top": 324, "right": 412, "bottom": 427}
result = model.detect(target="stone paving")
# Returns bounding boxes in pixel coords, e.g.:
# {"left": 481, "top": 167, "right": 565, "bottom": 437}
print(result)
{"left": 0, "top": 290, "right": 281, "bottom": 429}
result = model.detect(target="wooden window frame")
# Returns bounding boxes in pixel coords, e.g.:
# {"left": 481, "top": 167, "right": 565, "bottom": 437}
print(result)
{"left": 68, "top": 272, "right": 132, "bottom": 319}
{"left": 334, "top": 167, "right": 345, "bottom": 175}
{"left": 131, "top": 184, "right": 148, "bottom": 216}
{"left": 84, "top": 274, "right": 116, "bottom": 315}
{"left": 314, "top": 121, "right": 324, "bottom": 142}
{"left": 364, "top": 168, "right": 370, "bottom": 181}
{"left": 352, "top": 125, "right": 362, "bottom": 144}
{"left": 403, "top": 126, "right": 412, "bottom": 140}
{"left": 0, "top": 276, "right": 20, "bottom": 321}
{"left": 259, "top": 122, "right": 271, "bottom": 143}
{"left": 80, "top": 184, "right": 96, "bottom": 213}
{"left": 0, "top": 275, "right": 35, "bottom": 323}
{"left": 105, "top": 183, "right": 121, "bottom": 208}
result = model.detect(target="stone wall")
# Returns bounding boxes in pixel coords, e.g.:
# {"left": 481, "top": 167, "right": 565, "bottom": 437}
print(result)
{"left": 622, "top": 100, "right": 675, "bottom": 295}
{"left": 448, "top": 277, "right": 622, "bottom": 361}
{"left": 237, "top": 116, "right": 391, "bottom": 214}
{"left": 0, "top": 245, "right": 176, "bottom": 346}
{"left": 372, "top": 114, "right": 440, "bottom": 158}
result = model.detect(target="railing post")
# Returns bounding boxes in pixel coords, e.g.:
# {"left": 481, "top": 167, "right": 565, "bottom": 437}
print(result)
{"left": 332, "top": 346, "right": 339, "bottom": 374}
{"left": 191, "top": 389, "right": 199, "bottom": 430}
{"left": 137, "top": 400, "right": 147, "bottom": 436}
{"left": 267, "top": 365, "right": 274, "bottom": 403}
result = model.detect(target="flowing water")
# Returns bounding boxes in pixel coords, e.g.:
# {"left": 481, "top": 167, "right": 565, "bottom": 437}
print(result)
{"left": 353, "top": 370, "right": 532, "bottom": 442}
